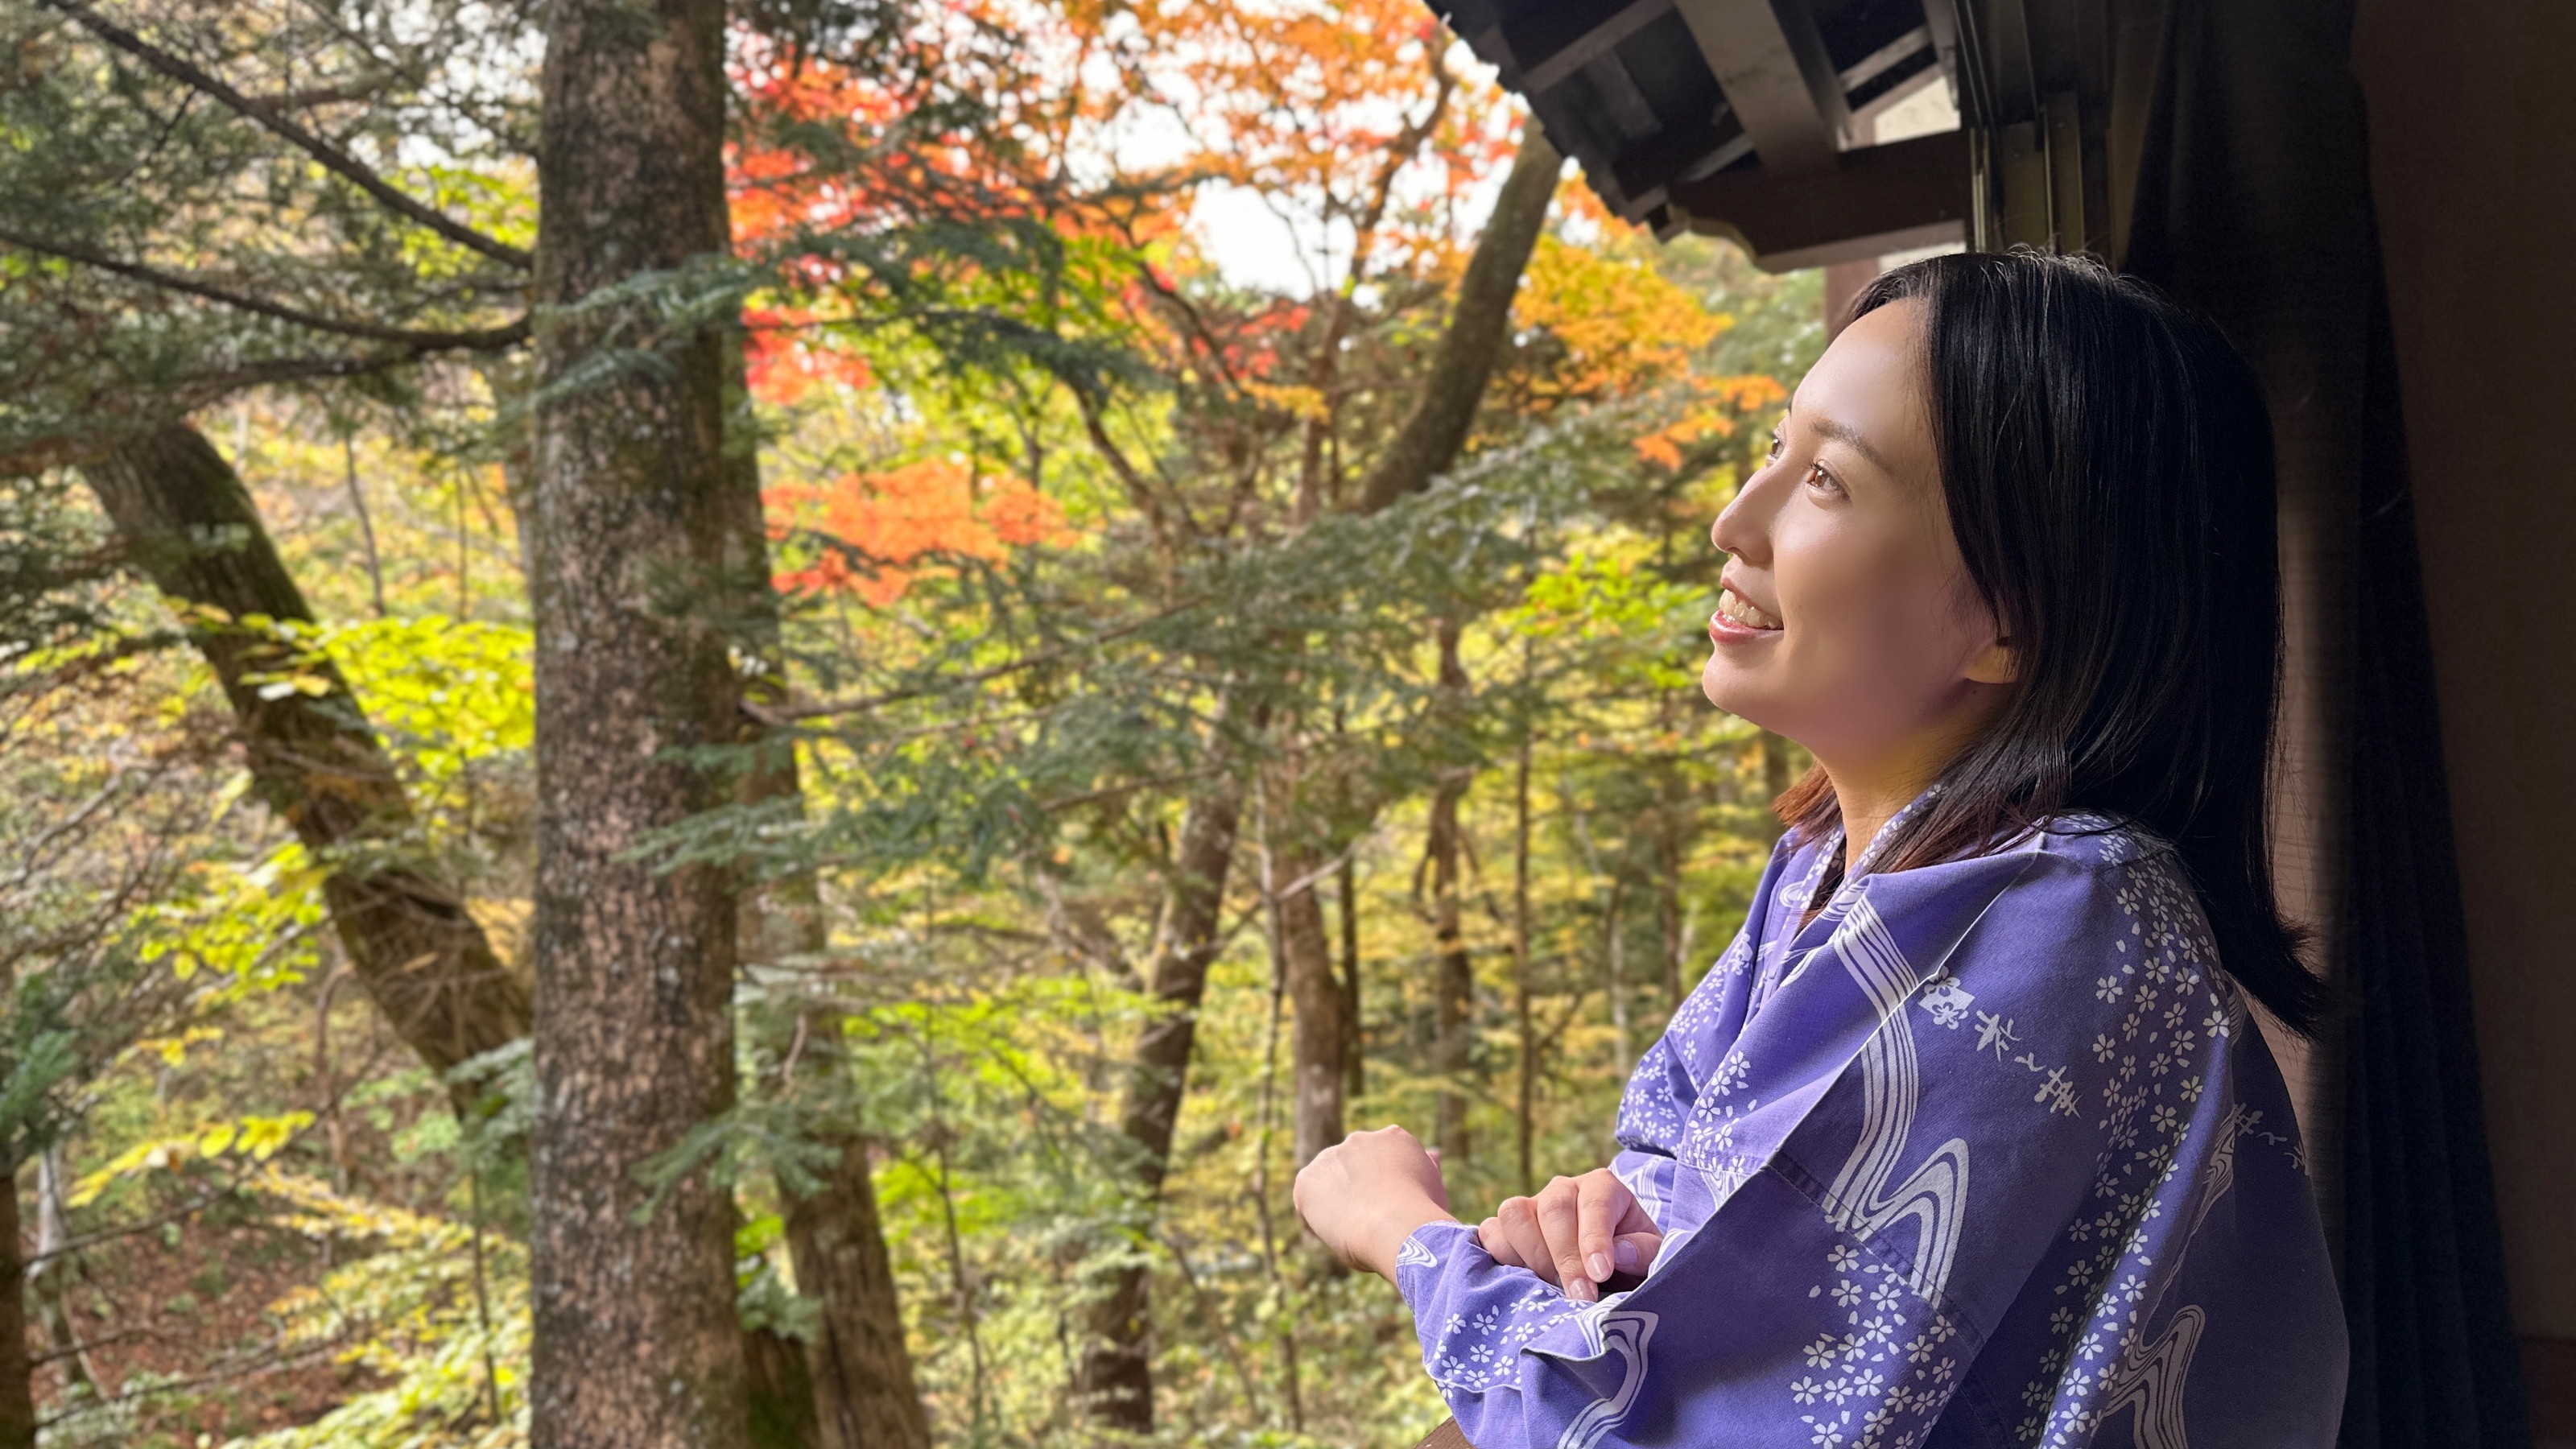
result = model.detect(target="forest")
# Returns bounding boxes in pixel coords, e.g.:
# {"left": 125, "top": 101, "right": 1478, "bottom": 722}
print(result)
{"left": 0, "top": 1, "right": 1836, "bottom": 1445}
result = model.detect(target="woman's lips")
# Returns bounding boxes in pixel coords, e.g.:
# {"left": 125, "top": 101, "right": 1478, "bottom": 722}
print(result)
{"left": 1710, "top": 584, "right": 1784, "bottom": 642}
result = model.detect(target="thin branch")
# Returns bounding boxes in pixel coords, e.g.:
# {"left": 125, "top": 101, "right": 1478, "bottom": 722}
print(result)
{"left": 39, "top": 0, "right": 533, "bottom": 270}
{"left": 1070, "top": 384, "right": 1188, "bottom": 546}
{"left": 0, "top": 225, "right": 528, "bottom": 350}
{"left": 1037, "top": 766, "right": 1218, "bottom": 816}
{"left": 745, "top": 600, "right": 1199, "bottom": 723}
{"left": 31, "top": 1325, "right": 155, "bottom": 1365}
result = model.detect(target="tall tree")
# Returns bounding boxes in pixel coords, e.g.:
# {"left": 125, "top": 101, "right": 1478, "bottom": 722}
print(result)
{"left": 1426, "top": 621, "right": 1478, "bottom": 1177}
{"left": 1074, "top": 716, "right": 1249, "bottom": 1426}
{"left": 5, "top": 2, "right": 939, "bottom": 1435}
{"left": 1075, "top": 121, "right": 1561, "bottom": 1429}
{"left": 80, "top": 423, "right": 534, "bottom": 1084}
{"left": 523, "top": 1, "right": 751, "bottom": 1444}
{"left": 719, "top": 341, "right": 935, "bottom": 1449}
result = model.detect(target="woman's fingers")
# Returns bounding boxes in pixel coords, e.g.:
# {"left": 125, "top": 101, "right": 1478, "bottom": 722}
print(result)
{"left": 1573, "top": 1172, "right": 1638, "bottom": 1286}
{"left": 1480, "top": 1171, "right": 1666, "bottom": 1299}
{"left": 1533, "top": 1179, "right": 1592, "bottom": 1299}
{"left": 1495, "top": 1196, "right": 1559, "bottom": 1286}
{"left": 1612, "top": 1229, "right": 1663, "bottom": 1275}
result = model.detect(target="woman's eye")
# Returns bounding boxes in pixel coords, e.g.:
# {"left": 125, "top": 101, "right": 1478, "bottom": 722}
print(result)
{"left": 1804, "top": 463, "right": 1844, "bottom": 496}
{"left": 1765, "top": 433, "right": 1785, "bottom": 462}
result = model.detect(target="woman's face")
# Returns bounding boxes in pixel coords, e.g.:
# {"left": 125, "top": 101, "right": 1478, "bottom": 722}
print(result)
{"left": 1701, "top": 299, "right": 2012, "bottom": 770}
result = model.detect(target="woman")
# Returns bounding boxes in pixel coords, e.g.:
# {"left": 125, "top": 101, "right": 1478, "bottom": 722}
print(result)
{"left": 1294, "top": 251, "right": 2347, "bottom": 1447}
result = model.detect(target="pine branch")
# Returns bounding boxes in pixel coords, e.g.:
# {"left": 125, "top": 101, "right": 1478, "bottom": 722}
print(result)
{"left": 0, "top": 225, "right": 528, "bottom": 350}
{"left": 38, "top": 0, "right": 534, "bottom": 270}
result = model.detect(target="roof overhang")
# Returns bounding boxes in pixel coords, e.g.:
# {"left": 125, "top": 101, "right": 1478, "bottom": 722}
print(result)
{"left": 1430, "top": 0, "right": 2120, "bottom": 270}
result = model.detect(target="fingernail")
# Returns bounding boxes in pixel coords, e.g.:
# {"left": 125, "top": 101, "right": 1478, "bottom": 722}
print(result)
{"left": 1586, "top": 1253, "right": 1612, "bottom": 1282}
{"left": 1567, "top": 1276, "right": 1596, "bottom": 1302}
{"left": 1614, "top": 1240, "right": 1641, "bottom": 1271}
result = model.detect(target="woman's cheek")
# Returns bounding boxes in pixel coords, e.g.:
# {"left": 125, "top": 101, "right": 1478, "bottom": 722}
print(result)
{"left": 1785, "top": 570, "right": 1943, "bottom": 749}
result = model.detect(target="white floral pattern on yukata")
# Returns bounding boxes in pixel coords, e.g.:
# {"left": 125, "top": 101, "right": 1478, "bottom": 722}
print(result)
{"left": 1393, "top": 802, "right": 2346, "bottom": 1449}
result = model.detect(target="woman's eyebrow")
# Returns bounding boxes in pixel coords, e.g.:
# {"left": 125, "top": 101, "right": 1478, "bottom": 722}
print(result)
{"left": 1805, "top": 410, "right": 1893, "bottom": 476}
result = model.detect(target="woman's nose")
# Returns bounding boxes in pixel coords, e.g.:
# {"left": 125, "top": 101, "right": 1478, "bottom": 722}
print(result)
{"left": 1711, "top": 479, "right": 1763, "bottom": 563}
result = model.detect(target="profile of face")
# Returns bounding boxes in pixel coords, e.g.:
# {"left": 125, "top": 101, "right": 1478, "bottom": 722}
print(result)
{"left": 1702, "top": 299, "right": 2017, "bottom": 774}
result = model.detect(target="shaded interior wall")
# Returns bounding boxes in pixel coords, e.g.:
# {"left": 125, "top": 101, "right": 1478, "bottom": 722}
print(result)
{"left": 2351, "top": 0, "right": 2576, "bottom": 1432}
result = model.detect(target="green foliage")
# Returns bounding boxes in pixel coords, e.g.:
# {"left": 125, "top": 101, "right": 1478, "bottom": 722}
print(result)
{"left": 229, "top": 1170, "right": 527, "bottom": 1449}
{"left": 0, "top": 2, "right": 1847, "bottom": 1445}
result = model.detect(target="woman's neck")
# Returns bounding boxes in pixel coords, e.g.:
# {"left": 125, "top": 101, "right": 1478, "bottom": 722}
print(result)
{"left": 1830, "top": 770, "right": 1938, "bottom": 877}
{"left": 1819, "top": 696, "right": 2008, "bottom": 876}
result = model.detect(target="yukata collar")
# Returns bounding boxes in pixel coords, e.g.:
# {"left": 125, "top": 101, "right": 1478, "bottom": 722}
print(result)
{"left": 1798, "top": 780, "right": 1947, "bottom": 915}
{"left": 1850, "top": 780, "right": 1946, "bottom": 879}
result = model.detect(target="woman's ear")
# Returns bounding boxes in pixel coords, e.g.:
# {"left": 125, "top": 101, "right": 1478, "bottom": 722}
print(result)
{"left": 1965, "top": 636, "right": 2021, "bottom": 686}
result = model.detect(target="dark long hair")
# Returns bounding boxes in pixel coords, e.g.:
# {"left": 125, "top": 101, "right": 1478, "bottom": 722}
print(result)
{"left": 1775, "top": 249, "right": 2321, "bottom": 1034}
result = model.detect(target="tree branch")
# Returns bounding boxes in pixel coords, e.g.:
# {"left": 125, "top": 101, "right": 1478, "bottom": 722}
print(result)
{"left": 0, "top": 225, "right": 528, "bottom": 350}
{"left": 1352, "top": 122, "right": 1564, "bottom": 515}
{"left": 745, "top": 600, "right": 1201, "bottom": 724}
{"left": 38, "top": 0, "right": 533, "bottom": 270}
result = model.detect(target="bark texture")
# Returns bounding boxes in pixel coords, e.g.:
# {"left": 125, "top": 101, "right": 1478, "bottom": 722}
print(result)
{"left": 1075, "top": 770, "right": 1244, "bottom": 1429}
{"left": 783, "top": 1138, "right": 930, "bottom": 1449}
{"left": 0, "top": 1169, "right": 32, "bottom": 1449}
{"left": 1279, "top": 833, "right": 1346, "bottom": 1169}
{"left": 81, "top": 424, "right": 532, "bottom": 1079}
{"left": 526, "top": 1, "right": 750, "bottom": 1445}
{"left": 1352, "top": 126, "right": 1563, "bottom": 515}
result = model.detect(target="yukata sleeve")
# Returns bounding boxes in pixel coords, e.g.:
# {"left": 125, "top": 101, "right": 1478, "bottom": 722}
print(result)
{"left": 1389, "top": 840, "right": 2186, "bottom": 1449}
{"left": 1385, "top": 985, "right": 1706, "bottom": 1439}
{"left": 1389, "top": 1164, "right": 1982, "bottom": 1449}
{"left": 1604, "top": 1030, "right": 1700, "bottom": 1231}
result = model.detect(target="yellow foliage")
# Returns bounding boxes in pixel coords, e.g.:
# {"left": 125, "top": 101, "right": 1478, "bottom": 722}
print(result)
{"left": 69, "top": 1110, "right": 316, "bottom": 1206}
{"left": 1512, "top": 235, "right": 1730, "bottom": 407}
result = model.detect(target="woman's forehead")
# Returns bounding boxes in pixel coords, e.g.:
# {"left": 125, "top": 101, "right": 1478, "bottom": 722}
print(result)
{"left": 1790, "top": 301, "right": 1934, "bottom": 481}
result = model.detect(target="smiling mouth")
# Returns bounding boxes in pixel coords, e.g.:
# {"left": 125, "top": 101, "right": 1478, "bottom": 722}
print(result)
{"left": 1714, "top": 584, "right": 1784, "bottom": 632}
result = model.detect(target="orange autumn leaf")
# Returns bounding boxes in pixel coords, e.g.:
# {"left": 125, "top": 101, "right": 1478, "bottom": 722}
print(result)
{"left": 1629, "top": 373, "right": 1790, "bottom": 470}
{"left": 766, "top": 460, "right": 1067, "bottom": 606}
{"left": 1513, "top": 235, "right": 1729, "bottom": 408}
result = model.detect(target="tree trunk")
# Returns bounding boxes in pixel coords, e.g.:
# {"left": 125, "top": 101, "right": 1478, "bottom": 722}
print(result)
{"left": 80, "top": 425, "right": 532, "bottom": 1084}
{"left": 0, "top": 1163, "right": 33, "bottom": 1449}
{"left": 743, "top": 1319, "right": 820, "bottom": 1449}
{"left": 783, "top": 1139, "right": 927, "bottom": 1449}
{"left": 1511, "top": 704, "right": 1535, "bottom": 1198}
{"left": 1074, "top": 119, "right": 1558, "bottom": 1431}
{"left": 526, "top": 0, "right": 750, "bottom": 1445}
{"left": 1428, "top": 777, "right": 1476, "bottom": 1179}
{"left": 1429, "top": 622, "right": 1476, "bottom": 1179}
{"left": 1280, "top": 833, "right": 1345, "bottom": 1170}
{"left": 1278, "top": 120, "right": 1560, "bottom": 1174}
{"left": 1075, "top": 763, "right": 1244, "bottom": 1430}
{"left": 1337, "top": 851, "right": 1364, "bottom": 1106}
{"left": 1352, "top": 126, "right": 1563, "bottom": 515}
{"left": 713, "top": 326, "right": 931, "bottom": 1449}
{"left": 31, "top": 1146, "right": 98, "bottom": 1402}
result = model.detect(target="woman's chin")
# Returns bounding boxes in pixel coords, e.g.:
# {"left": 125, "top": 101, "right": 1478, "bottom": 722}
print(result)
{"left": 1699, "top": 657, "right": 1773, "bottom": 724}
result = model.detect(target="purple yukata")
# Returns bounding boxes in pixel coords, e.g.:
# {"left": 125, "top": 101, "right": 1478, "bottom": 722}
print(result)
{"left": 1395, "top": 795, "right": 2347, "bottom": 1447}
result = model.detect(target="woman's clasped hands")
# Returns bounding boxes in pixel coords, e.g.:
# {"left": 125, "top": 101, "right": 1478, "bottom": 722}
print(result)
{"left": 1293, "top": 1125, "right": 1665, "bottom": 1302}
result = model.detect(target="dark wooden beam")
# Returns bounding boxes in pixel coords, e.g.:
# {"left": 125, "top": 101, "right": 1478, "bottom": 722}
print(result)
{"left": 1520, "top": 0, "right": 1676, "bottom": 93}
{"left": 1673, "top": 0, "right": 1850, "bottom": 173}
{"left": 1662, "top": 126, "right": 1971, "bottom": 269}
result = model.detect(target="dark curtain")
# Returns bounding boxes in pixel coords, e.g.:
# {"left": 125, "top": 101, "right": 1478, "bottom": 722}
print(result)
{"left": 2121, "top": 1, "right": 2529, "bottom": 1443}
{"left": 2334, "top": 287, "right": 2533, "bottom": 1446}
